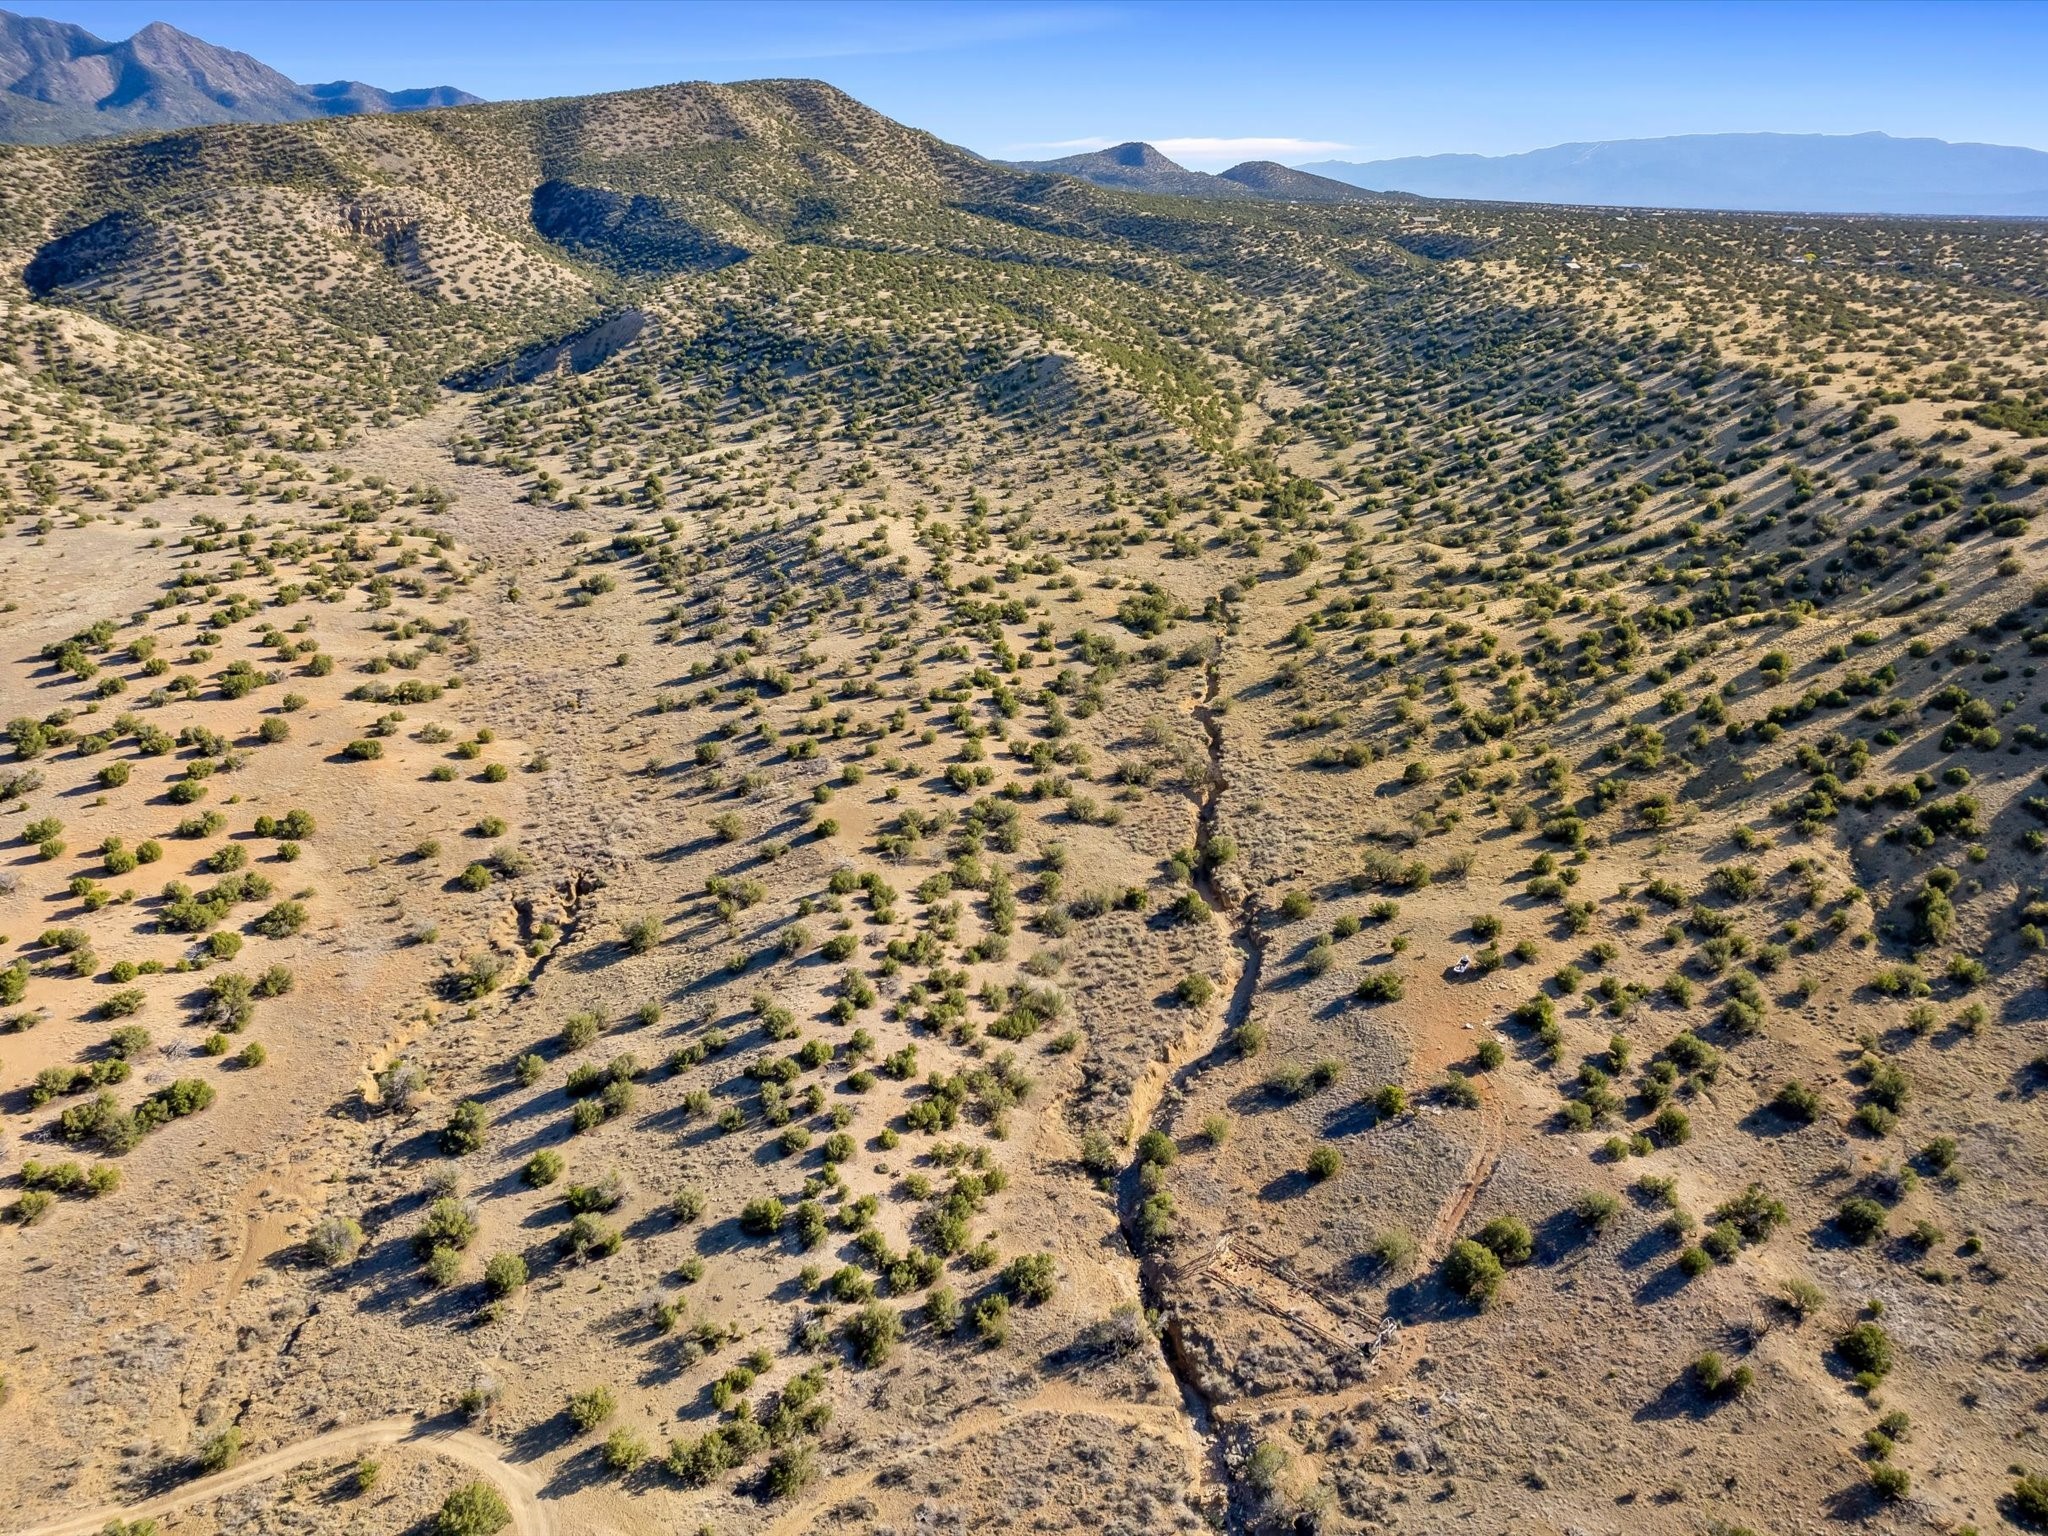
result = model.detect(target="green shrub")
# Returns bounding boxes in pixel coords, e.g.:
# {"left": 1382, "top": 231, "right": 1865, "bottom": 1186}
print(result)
{"left": 670, "top": 1187, "right": 706, "bottom": 1222}
{"left": 1781, "top": 1276, "right": 1826, "bottom": 1321}
{"left": 1707, "top": 1183, "right": 1788, "bottom": 1243}
{"left": 484, "top": 1253, "right": 527, "bottom": 1297}
{"left": 414, "top": 1197, "right": 478, "bottom": 1257}
{"left": 567, "top": 1384, "right": 616, "bottom": 1432}
{"left": 1353, "top": 970, "right": 1404, "bottom": 1003}
{"left": 11, "top": 1189, "right": 54, "bottom": 1224}
{"left": 973, "top": 1292, "right": 1010, "bottom": 1345}
{"left": 1475, "top": 1215, "right": 1533, "bottom": 1265}
{"left": 1836, "top": 1197, "right": 1888, "bottom": 1245}
{"left": 1136, "top": 1129, "right": 1176, "bottom": 1167}
{"left": 560, "top": 1213, "right": 621, "bottom": 1260}
{"left": 844, "top": 1300, "right": 902, "bottom": 1365}
{"left": 1774, "top": 1080, "right": 1823, "bottom": 1122}
{"left": 1440, "top": 1072, "right": 1481, "bottom": 1108}
{"left": 196, "top": 1424, "right": 241, "bottom": 1473}
{"left": 603, "top": 1428, "right": 647, "bottom": 1472}
{"left": 1003, "top": 1251, "right": 1058, "bottom": 1304}
{"left": 1835, "top": 1321, "right": 1894, "bottom": 1381}
{"left": 1575, "top": 1190, "right": 1621, "bottom": 1230}
{"left": 1366, "top": 1229, "right": 1417, "bottom": 1276}
{"left": 2013, "top": 1472, "right": 2048, "bottom": 1526}
{"left": 254, "top": 900, "right": 307, "bottom": 938}
{"left": 441, "top": 1099, "right": 488, "bottom": 1155}
{"left": 306, "top": 1215, "right": 364, "bottom": 1266}
{"left": 763, "top": 1442, "right": 815, "bottom": 1499}
{"left": 1441, "top": 1238, "right": 1503, "bottom": 1304}
{"left": 434, "top": 1482, "right": 511, "bottom": 1536}
{"left": 925, "top": 1284, "right": 961, "bottom": 1332}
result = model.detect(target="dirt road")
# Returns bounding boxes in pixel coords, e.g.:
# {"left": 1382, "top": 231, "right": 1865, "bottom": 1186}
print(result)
{"left": 9, "top": 1417, "right": 551, "bottom": 1536}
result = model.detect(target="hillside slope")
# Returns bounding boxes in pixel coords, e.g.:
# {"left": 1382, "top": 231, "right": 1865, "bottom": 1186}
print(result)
{"left": 1216, "top": 158, "right": 1398, "bottom": 203}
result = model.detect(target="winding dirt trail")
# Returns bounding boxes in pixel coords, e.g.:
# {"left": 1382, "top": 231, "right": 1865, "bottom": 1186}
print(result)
{"left": 7, "top": 1418, "right": 552, "bottom": 1536}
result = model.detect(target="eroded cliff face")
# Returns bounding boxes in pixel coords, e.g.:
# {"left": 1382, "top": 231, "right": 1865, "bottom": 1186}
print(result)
{"left": 530, "top": 179, "right": 750, "bottom": 277}
{"left": 452, "top": 308, "right": 649, "bottom": 390}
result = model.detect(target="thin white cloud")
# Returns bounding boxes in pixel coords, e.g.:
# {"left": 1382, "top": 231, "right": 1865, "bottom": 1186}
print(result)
{"left": 1153, "top": 136, "right": 1352, "bottom": 163}
{"left": 1015, "top": 136, "right": 1117, "bottom": 153}
{"left": 654, "top": 4, "right": 1125, "bottom": 66}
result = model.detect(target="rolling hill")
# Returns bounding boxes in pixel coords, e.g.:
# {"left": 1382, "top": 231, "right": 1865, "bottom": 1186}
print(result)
{"left": 1009, "top": 140, "right": 1398, "bottom": 205}
{"left": 1009, "top": 139, "right": 1262, "bottom": 198}
{"left": 1216, "top": 158, "right": 1402, "bottom": 202}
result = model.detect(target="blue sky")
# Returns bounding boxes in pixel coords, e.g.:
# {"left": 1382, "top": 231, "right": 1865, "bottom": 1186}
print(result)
{"left": 28, "top": 0, "right": 2048, "bottom": 167}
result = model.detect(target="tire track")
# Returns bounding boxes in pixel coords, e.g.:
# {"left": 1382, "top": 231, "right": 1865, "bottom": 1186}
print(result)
{"left": 1421, "top": 1080, "right": 1508, "bottom": 1263}
{"left": 7, "top": 1418, "right": 552, "bottom": 1536}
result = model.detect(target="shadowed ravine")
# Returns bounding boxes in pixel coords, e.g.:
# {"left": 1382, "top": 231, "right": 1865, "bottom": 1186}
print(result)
{"left": 1111, "top": 629, "right": 1264, "bottom": 1530}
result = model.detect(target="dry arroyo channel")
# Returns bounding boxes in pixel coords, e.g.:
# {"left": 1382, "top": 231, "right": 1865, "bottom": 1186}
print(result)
{"left": 8, "top": 1419, "right": 552, "bottom": 1536}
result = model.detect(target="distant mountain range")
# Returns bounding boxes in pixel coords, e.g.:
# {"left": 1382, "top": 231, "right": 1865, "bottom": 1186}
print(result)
{"left": 1007, "top": 141, "right": 1404, "bottom": 204}
{"left": 0, "top": 8, "right": 478, "bottom": 143}
{"left": 7, "top": 9, "right": 2041, "bottom": 221}
{"left": 1302, "top": 131, "right": 2048, "bottom": 217}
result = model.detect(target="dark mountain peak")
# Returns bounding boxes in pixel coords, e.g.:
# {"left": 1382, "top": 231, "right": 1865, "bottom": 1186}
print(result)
{"left": 120, "top": 18, "right": 301, "bottom": 104}
{"left": 1101, "top": 141, "right": 1175, "bottom": 169}
{"left": 0, "top": 6, "right": 479, "bottom": 142}
{"left": 1010, "top": 140, "right": 1257, "bottom": 200}
{"left": 126, "top": 18, "right": 192, "bottom": 46}
{"left": 1008, "top": 141, "right": 1405, "bottom": 206}
{"left": 307, "top": 80, "right": 483, "bottom": 116}
{"left": 0, "top": 9, "right": 102, "bottom": 58}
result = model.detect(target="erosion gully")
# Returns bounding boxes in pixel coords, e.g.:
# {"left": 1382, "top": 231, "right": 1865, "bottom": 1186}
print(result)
{"left": 1112, "top": 633, "right": 1264, "bottom": 1532}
